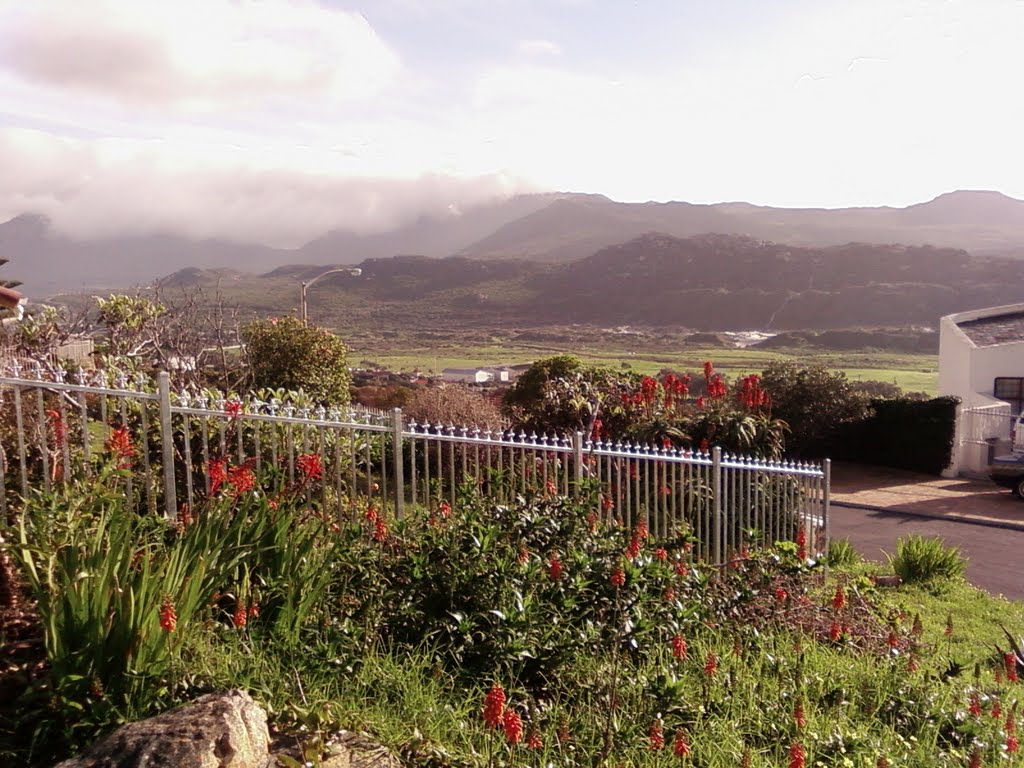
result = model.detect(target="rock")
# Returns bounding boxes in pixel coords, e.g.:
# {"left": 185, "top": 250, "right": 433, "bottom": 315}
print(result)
{"left": 55, "top": 690, "right": 270, "bottom": 768}
{"left": 871, "top": 574, "right": 904, "bottom": 588}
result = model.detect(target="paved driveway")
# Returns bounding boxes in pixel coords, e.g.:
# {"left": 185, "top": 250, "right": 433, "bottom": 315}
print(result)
{"left": 828, "top": 462, "right": 1024, "bottom": 599}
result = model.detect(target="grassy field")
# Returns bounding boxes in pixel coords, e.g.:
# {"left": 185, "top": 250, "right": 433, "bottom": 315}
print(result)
{"left": 353, "top": 339, "right": 939, "bottom": 395}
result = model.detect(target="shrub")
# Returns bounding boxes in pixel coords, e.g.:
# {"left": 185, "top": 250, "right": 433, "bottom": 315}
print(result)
{"left": 242, "top": 316, "right": 351, "bottom": 405}
{"left": 760, "top": 361, "right": 868, "bottom": 457}
{"left": 887, "top": 535, "right": 967, "bottom": 585}
{"left": 827, "top": 538, "right": 862, "bottom": 568}
{"left": 404, "top": 384, "right": 505, "bottom": 429}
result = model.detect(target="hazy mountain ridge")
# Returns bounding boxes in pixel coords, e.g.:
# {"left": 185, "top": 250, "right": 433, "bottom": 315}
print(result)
{"left": 7, "top": 189, "right": 1024, "bottom": 296}
{"left": 155, "top": 232, "right": 1024, "bottom": 333}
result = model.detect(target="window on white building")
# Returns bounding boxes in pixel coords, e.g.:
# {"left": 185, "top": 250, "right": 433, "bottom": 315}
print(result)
{"left": 994, "top": 377, "right": 1024, "bottom": 415}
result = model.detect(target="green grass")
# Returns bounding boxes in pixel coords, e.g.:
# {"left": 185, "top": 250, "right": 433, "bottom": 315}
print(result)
{"left": 357, "top": 341, "right": 939, "bottom": 395}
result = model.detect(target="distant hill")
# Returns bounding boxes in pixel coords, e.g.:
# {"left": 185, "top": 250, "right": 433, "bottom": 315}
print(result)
{"left": 7, "top": 189, "right": 1024, "bottom": 297}
{"left": 158, "top": 233, "right": 1024, "bottom": 333}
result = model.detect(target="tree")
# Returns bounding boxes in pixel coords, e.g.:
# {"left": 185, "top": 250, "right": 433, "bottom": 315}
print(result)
{"left": 760, "top": 361, "right": 868, "bottom": 457}
{"left": 242, "top": 316, "right": 351, "bottom": 405}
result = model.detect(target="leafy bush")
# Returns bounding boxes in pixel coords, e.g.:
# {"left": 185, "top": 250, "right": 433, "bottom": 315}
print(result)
{"left": 760, "top": 361, "right": 869, "bottom": 457}
{"left": 887, "top": 535, "right": 967, "bottom": 585}
{"left": 242, "top": 316, "right": 351, "bottom": 405}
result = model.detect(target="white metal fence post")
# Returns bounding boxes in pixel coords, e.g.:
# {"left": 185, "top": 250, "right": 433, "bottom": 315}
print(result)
{"left": 157, "top": 371, "right": 178, "bottom": 521}
{"left": 822, "top": 458, "right": 831, "bottom": 561}
{"left": 392, "top": 407, "right": 405, "bottom": 519}
{"left": 712, "top": 446, "right": 722, "bottom": 565}
{"left": 572, "top": 431, "right": 584, "bottom": 496}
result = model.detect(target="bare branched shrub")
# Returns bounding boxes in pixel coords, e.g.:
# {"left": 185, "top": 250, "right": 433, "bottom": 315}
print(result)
{"left": 404, "top": 384, "right": 506, "bottom": 429}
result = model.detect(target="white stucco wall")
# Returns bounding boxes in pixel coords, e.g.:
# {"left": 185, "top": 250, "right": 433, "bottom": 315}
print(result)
{"left": 939, "top": 302, "right": 1024, "bottom": 476}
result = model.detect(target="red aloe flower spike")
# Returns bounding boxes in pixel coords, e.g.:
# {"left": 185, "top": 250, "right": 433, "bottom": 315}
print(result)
{"left": 159, "top": 597, "right": 177, "bottom": 633}
{"left": 296, "top": 452, "right": 324, "bottom": 480}
{"left": 610, "top": 566, "right": 626, "bottom": 588}
{"left": 788, "top": 741, "right": 806, "bottom": 768}
{"left": 548, "top": 555, "right": 563, "bottom": 581}
{"left": 795, "top": 526, "right": 807, "bottom": 560}
{"left": 969, "top": 691, "right": 983, "bottom": 717}
{"left": 793, "top": 698, "right": 806, "bottom": 728}
{"left": 502, "top": 708, "right": 523, "bottom": 744}
{"left": 526, "top": 728, "right": 542, "bottom": 749}
{"left": 703, "top": 652, "right": 718, "bottom": 678}
{"left": 372, "top": 518, "right": 389, "bottom": 542}
{"left": 483, "top": 683, "right": 506, "bottom": 728}
{"left": 672, "top": 731, "right": 691, "bottom": 757}
{"left": 107, "top": 426, "right": 136, "bottom": 468}
{"left": 655, "top": 547, "right": 668, "bottom": 561}
{"left": 648, "top": 720, "right": 665, "bottom": 750}
{"left": 832, "top": 586, "right": 846, "bottom": 611}
{"left": 1006, "top": 652, "right": 1019, "bottom": 683}
{"left": 775, "top": 587, "right": 789, "bottom": 603}
{"left": 232, "top": 599, "right": 247, "bottom": 628}
{"left": 968, "top": 746, "right": 982, "bottom": 768}
{"left": 671, "top": 634, "right": 688, "bottom": 659}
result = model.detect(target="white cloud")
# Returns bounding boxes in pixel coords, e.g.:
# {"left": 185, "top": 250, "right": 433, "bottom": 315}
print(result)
{"left": 0, "top": 127, "right": 529, "bottom": 246}
{"left": 517, "top": 39, "right": 562, "bottom": 57}
{"left": 0, "top": 0, "right": 401, "bottom": 110}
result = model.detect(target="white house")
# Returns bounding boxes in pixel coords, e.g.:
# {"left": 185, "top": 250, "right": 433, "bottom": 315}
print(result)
{"left": 939, "top": 302, "right": 1024, "bottom": 476}
{"left": 440, "top": 366, "right": 518, "bottom": 385}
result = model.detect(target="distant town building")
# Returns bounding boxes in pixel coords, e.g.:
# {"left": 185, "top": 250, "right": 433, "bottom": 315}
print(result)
{"left": 440, "top": 365, "right": 527, "bottom": 385}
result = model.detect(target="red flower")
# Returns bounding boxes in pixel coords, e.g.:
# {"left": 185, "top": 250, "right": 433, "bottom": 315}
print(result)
{"left": 832, "top": 586, "right": 846, "bottom": 611}
{"left": 601, "top": 495, "right": 614, "bottom": 511}
{"left": 372, "top": 518, "right": 389, "bottom": 542}
{"left": 502, "top": 708, "right": 523, "bottom": 744}
{"left": 224, "top": 400, "right": 243, "bottom": 419}
{"left": 795, "top": 526, "right": 807, "bottom": 560}
{"left": 517, "top": 546, "right": 530, "bottom": 564}
{"left": 545, "top": 479, "right": 557, "bottom": 496}
{"left": 548, "top": 555, "right": 563, "bottom": 581}
{"left": 483, "top": 683, "right": 506, "bottom": 728}
{"left": 610, "top": 566, "right": 626, "bottom": 588}
{"left": 648, "top": 720, "right": 665, "bottom": 750}
{"left": 969, "top": 691, "right": 983, "bottom": 717}
{"left": 207, "top": 458, "right": 227, "bottom": 494}
{"left": 675, "top": 561, "right": 689, "bottom": 577}
{"left": 248, "top": 601, "right": 260, "bottom": 619}
{"left": 1006, "top": 653, "right": 1019, "bottom": 683}
{"left": 107, "top": 426, "right": 136, "bottom": 468}
{"left": 635, "top": 520, "right": 649, "bottom": 539}
{"left": 968, "top": 747, "right": 982, "bottom": 768}
{"left": 671, "top": 634, "right": 688, "bottom": 659}
{"left": 876, "top": 758, "right": 890, "bottom": 768}
{"left": 992, "top": 700, "right": 1003, "bottom": 719}
{"left": 296, "top": 452, "right": 324, "bottom": 481}
{"left": 655, "top": 547, "right": 668, "bottom": 561}
{"left": 232, "top": 599, "right": 247, "bottom": 628}
{"left": 672, "top": 731, "right": 691, "bottom": 757}
{"left": 625, "top": 536, "right": 642, "bottom": 561}
{"left": 793, "top": 699, "right": 806, "bottom": 729}
{"left": 159, "top": 597, "right": 177, "bottom": 633}
{"left": 887, "top": 630, "right": 900, "bottom": 649}
{"left": 828, "top": 622, "right": 842, "bottom": 642}
{"left": 664, "top": 586, "right": 677, "bottom": 603}
{"left": 526, "top": 728, "right": 542, "bottom": 749}
{"left": 46, "top": 409, "right": 67, "bottom": 451}
{"left": 438, "top": 501, "right": 452, "bottom": 518}
{"left": 775, "top": 587, "right": 789, "bottom": 603}
{"left": 704, "top": 652, "right": 718, "bottom": 678}
{"left": 788, "top": 741, "right": 806, "bottom": 768}
{"left": 364, "top": 505, "right": 379, "bottom": 523}
{"left": 227, "top": 464, "right": 256, "bottom": 495}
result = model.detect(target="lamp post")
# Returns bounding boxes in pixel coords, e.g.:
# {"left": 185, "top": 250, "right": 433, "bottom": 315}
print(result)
{"left": 300, "top": 267, "right": 362, "bottom": 325}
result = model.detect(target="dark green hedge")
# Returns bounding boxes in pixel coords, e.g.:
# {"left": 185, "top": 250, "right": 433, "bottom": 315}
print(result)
{"left": 827, "top": 396, "right": 960, "bottom": 475}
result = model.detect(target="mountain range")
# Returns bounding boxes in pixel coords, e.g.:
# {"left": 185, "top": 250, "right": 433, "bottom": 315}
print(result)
{"left": 6, "top": 189, "right": 1024, "bottom": 297}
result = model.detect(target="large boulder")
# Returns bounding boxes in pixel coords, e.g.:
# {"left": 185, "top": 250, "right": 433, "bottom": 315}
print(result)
{"left": 55, "top": 690, "right": 270, "bottom": 768}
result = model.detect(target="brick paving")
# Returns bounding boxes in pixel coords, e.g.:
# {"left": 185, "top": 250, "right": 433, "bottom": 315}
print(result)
{"left": 830, "top": 461, "right": 1024, "bottom": 532}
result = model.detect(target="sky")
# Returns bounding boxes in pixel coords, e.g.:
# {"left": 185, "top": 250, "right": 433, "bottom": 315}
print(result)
{"left": 0, "top": 0, "right": 1022, "bottom": 247}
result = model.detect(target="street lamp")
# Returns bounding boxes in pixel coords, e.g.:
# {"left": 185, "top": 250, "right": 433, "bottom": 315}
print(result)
{"left": 300, "top": 267, "right": 362, "bottom": 325}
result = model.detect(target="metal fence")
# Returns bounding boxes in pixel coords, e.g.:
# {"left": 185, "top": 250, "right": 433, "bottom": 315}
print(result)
{"left": 0, "top": 364, "right": 830, "bottom": 564}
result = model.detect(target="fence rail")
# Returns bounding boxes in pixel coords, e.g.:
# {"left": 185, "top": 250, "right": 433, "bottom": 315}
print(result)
{"left": 0, "top": 365, "right": 830, "bottom": 564}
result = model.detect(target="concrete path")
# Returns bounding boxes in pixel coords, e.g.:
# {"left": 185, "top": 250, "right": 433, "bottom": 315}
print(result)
{"left": 830, "top": 462, "right": 1024, "bottom": 532}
